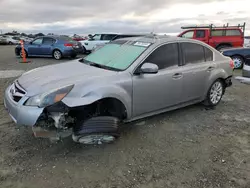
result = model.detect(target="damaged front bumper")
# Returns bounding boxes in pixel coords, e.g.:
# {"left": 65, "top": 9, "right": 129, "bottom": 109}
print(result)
{"left": 4, "top": 84, "right": 44, "bottom": 126}
{"left": 4, "top": 84, "right": 74, "bottom": 140}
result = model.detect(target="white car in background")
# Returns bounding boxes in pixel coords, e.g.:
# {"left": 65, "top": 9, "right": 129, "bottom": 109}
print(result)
{"left": 79, "top": 33, "right": 118, "bottom": 53}
{"left": 1, "top": 35, "right": 20, "bottom": 45}
{"left": 244, "top": 36, "right": 250, "bottom": 48}
{"left": 80, "top": 33, "right": 148, "bottom": 53}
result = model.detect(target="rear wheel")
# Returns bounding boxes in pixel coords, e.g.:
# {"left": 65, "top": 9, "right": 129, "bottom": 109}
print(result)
{"left": 203, "top": 79, "right": 225, "bottom": 107}
{"left": 8, "top": 41, "right": 13, "bottom": 45}
{"left": 53, "top": 50, "right": 62, "bottom": 60}
{"left": 231, "top": 55, "right": 244, "bottom": 69}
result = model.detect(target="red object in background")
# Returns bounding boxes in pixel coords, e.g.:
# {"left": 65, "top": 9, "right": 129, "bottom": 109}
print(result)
{"left": 72, "top": 35, "right": 88, "bottom": 41}
{"left": 177, "top": 23, "right": 246, "bottom": 51}
{"left": 64, "top": 43, "right": 73, "bottom": 47}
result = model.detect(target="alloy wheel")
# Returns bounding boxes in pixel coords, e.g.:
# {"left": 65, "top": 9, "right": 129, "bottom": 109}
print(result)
{"left": 53, "top": 50, "right": 62, "bottom": 60}
{"left": 232, "top": 56, "right": 243, "bottom": 69}
{"left": 210, "top": 81, "right": 223, "bottom": 105}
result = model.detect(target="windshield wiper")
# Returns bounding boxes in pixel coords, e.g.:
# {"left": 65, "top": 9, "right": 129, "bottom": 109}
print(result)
{"left": 79, "top": 58, "right": 121, "bottom": 71}
{"left": 89, "top": 62, "right": 121, "bottom": 71}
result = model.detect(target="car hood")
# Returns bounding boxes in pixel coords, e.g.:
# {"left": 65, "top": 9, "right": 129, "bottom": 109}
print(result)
{"left": 18, "top": 59, "right": 117, "bottom": 96}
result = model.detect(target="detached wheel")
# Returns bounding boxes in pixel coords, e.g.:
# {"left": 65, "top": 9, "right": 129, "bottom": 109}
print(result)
{"left": 231, "top": 55, "right": 244, "bottom": 69}
{"left": 203, "top": 79, "right": 225, "bottom": 107}
{"left": 53, "top": 50, "right": 62, "bottom": 60}
{"left": 72, "top": 116, "right": 120, "bottom": 145}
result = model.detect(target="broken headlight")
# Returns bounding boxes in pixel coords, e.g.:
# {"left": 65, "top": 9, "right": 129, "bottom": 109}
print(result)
{"left": 25, "top": 85, "right": 74, "bottom": 108}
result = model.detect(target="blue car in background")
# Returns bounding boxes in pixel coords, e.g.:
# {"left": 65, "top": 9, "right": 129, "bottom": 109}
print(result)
{"left": 15, "top": 35, "right": 84, "bottom": 60}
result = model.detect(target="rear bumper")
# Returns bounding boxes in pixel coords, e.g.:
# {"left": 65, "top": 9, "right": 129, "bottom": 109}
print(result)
{"left": 4, "top": 84, "right": 44, "bottom": 126}
{"left": 62, "top": 47, "right": 84, "bottom": 57}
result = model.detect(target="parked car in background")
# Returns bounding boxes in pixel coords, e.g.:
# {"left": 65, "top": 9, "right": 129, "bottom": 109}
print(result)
{"left": 178, "top": 23, "right": 246, "bottom": 51}
{"left": 72, "top": 34, "right": 88, "bottom": 41}
{"left": 80, "top": 33, "right": 148, "bottom": 53}
{"left": 221, "top": 47, "right": 250, "bottom": 70}
{"left": 244, "top": 36, "right": 250, "bottom": 48}
{"left": 1, "top": 35, "right": 20, "bottom": 44}
{"left": 4, "top": 35, "right": 233, "bottom": 145}
{"left": 15, "top": 35, "right": 84, "bottom": 60}
{"left": 20, "top": 36, "right": 32, "bottom": 43}
{"left": 0, "top": 36, "right": 8, "bottom": 45}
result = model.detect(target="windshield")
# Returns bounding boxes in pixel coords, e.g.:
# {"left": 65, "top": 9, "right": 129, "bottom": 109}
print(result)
{"left": 83, "top": 42, "right": 148, "bottom": 71}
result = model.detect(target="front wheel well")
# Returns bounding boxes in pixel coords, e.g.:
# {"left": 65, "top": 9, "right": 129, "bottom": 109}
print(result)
{"left": 52, "top": 49, "right": 62, "bottom": 53}
{"left": 69, "top": 97, "right": 128, "bottom": 121}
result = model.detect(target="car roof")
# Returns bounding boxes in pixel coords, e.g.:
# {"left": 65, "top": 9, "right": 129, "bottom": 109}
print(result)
{"left": 115, "top": 34, "right": 188, "bottom": 44}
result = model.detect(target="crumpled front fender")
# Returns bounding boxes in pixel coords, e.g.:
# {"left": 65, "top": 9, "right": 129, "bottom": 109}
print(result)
{"left": 62, "top": 85, "right": 132, "bottom": 119}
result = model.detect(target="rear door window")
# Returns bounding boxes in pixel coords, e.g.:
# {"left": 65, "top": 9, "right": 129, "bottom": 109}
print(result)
{"left": 181, "top": 42, "right": 205, "bottom": 64}
{"left": 204, "top": 47, "right": 213, "bottom": 61}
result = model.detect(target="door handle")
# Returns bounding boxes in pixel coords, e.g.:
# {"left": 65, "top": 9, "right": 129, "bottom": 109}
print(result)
{"left": 207, "top": 66, "right": 215, "bottom": 72}
{"left": 172, "top": 73, "right": 183, "bottom": 79}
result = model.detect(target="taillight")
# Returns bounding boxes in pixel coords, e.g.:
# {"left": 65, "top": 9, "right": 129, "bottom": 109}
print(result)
{"left": 64, "top": 43, "right": 73, "bottom": 47}
{"left": 230, "top": 59, "right": 234, "bottom": 69}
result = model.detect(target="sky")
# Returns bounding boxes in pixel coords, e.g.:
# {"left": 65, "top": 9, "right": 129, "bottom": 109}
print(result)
{"left": 0, "top": 0, "right": 250, "bottom": 36}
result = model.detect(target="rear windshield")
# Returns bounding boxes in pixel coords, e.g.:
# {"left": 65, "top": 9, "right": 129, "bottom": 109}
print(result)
{"left": 83, "top": 41, "right": 151, "bottom": 70}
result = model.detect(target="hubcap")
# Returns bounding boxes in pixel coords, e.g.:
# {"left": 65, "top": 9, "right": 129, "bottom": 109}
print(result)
{"left": 78, "top": 134, "right": 115, "bottom": 145}
{"left": 210, "top": 81, "right": 223, "bottom": 105}
{"left": 54, "top": 51, "right": 61, "bottom": 59}
{"left": 232, "top": 57, "right": 242, "bottom": 68}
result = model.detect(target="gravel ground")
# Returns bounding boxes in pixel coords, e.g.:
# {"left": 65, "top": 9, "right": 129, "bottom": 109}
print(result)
{"left": 0, "top": 46, "right": 250, "bottom": 188}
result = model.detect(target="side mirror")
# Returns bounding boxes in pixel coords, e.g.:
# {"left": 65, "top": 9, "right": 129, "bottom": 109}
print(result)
{"left": 139, "top": 62, "right": 159, "bottom": 74}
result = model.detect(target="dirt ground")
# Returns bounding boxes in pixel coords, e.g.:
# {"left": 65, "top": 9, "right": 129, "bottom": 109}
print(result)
{"left": 0, "top": 46, "right": 249, "bottom": 188}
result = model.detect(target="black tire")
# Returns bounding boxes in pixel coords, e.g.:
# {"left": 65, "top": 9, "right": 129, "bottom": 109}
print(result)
{"left": 19, "top": 49, "right": 28, "bottom": 58}
{"left": 70, "top": 54, "right": 77, "bottom": 58}
{"left": 8, "top": 41, "right": 13, "bottom": 45}
{"left": 231, "top": 55, "right": 244, "bottom": 69}
{"left": 203, "top": 79, "right": 225, "bottom": 107}
{"left": 82, "top": 46, "right": 86, "bottom": 54}
{"left": 72, "top": 116, "right": 120, "bottom": 145}
{"left": 216, "top": 45, "right": 231, "bottom": 52}
{"left": 53, "top": 50, "right": 62, "bottom": 60}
